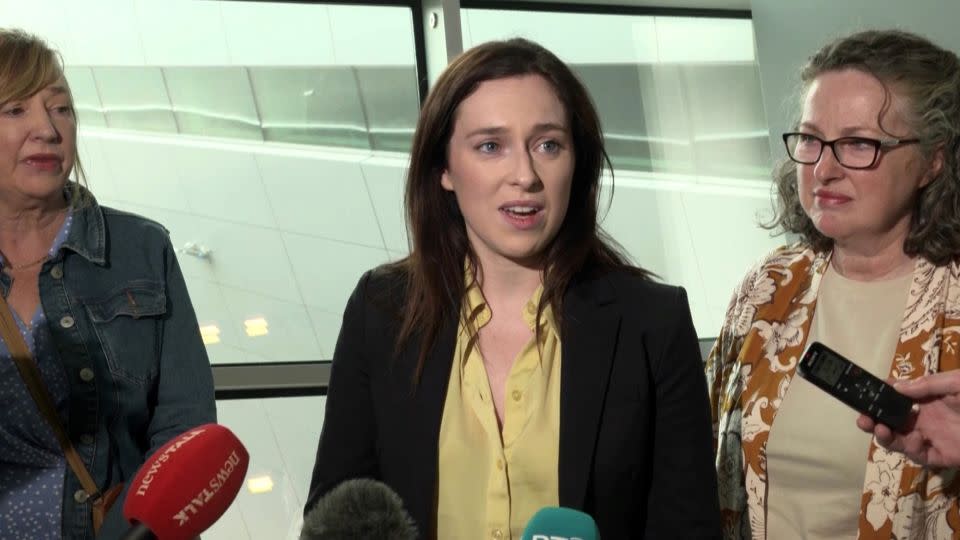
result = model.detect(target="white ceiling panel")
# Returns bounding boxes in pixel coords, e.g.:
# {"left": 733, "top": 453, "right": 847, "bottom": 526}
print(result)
{"left": 304, "top": 307, "right": 341, "bottom": 360}
{"left": 200, "top": 219, "right": 303, "bottom": 305}
{"left": 177, "top": 278, "right": 251, "bottom": 366}
{"left": 97, "top": 137, "right": 191, "bottom": 212}
{"left": 219, "top": 286, "right": 323, "bottom": 363}
{"left": 283, "top": 232, "right": 389, "bottom": 317}
{"left": 171, "top": 146, "right": 277, "bottom": 229}
{"left": 211, "top": 399, "right": 315, "bottom": 540}
{"left": 257, "top": 153, "right": 385, "bottom": 249}
{"left": 76, "top": 136, "right": 118, "bottom": 202}
{"left": 360, "top": 158, "right": 409, "bottom": 253}
{"left": 261, "top": 396, "right": 326, "bottom": 506}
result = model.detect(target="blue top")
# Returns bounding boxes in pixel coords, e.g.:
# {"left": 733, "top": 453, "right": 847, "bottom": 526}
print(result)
{"left": 0, "top": 210, "right": 73, "bottom": 539}
{"left": 0, "top": 187, "right": 216, "bottom": 539}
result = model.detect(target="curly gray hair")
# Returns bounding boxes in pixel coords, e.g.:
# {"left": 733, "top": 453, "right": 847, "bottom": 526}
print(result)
{"left": 765, "top": 29, "right": 960, "bottom": 265}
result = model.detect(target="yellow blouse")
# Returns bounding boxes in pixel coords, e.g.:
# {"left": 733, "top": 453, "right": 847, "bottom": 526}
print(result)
{"left": 436, "top": 276, "right": 562, "bottom": 540}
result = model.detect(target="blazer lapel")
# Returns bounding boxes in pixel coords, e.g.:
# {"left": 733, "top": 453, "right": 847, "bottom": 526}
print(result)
{"left": 558, "top": 275, "right": 621, "bottom": 509}
{"left": 394, "top": 313, "right": 457, "bottom": 538}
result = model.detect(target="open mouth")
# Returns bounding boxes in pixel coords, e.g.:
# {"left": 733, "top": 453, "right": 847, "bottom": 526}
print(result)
{"left": 501, "top": 206, "right": 540, "bottom": 217}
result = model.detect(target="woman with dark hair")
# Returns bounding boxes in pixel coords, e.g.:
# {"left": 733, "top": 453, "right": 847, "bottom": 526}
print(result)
{"left": 707, "top": 29, "right": 960, "bottom": 539}
{"left": 305, "top": 38, "right": 720, "bottom": 539}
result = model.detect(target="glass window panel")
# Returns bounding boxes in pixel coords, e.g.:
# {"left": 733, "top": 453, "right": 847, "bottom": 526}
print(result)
{"left": 682, "top": 63, "right": 770, "bottom": 178}
{"left": 209, "top": 395, "right": 326, "bottom": 540}
{"left": 249, "top": 67, "right": 369, "bottom": 149}
{"left": 63, "top": 67, "right": 107, "bottom": 128}
{"left": 571, "top": 64, "right": 656, "bottom": 172}
{"left": 163, "top": 67, "right": 264, "bottom": 141}
{"left": 461, "top": 10, "right": 772, "bottom": 180}
{"left": 355, "top": 66, "right": 419, "bottom": 152}
{"left": 93, "top": 66, "right": 178, "bottom": 133}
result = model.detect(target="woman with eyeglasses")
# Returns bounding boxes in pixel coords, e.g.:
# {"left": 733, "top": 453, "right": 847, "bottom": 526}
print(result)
{"left": 706, "top": 29, "right": 960, "bottom": 539}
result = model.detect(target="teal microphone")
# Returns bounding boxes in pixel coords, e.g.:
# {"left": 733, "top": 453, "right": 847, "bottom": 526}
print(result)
{"left": 520, "top": 507, "right": 600, "bottom": 540}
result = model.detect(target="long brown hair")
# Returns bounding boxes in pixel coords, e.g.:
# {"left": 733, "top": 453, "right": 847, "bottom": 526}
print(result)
{"left": 390, "top": 38, "right": 647, "bottom": 378}
{"left": 765, "top": 29, "right": 960, "bottom": 264}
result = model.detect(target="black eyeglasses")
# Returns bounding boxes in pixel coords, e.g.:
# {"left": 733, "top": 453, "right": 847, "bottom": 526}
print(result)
{"left": 782, "top": 132, "right": 921, "bottom": 169}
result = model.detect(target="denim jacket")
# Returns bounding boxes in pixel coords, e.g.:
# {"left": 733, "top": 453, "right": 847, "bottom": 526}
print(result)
{"left": 0, "top": 191, "right": 217, "bottom": 539}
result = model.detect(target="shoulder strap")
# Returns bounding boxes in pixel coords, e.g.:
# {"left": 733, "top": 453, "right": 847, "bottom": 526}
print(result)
{"left": 0, "top": 294, "right": 103, "bottom": 502}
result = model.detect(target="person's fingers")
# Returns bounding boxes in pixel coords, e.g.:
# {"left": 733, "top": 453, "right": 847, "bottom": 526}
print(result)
{"left": 873, "top": 423, "right": 895, "bottom": 447}
{"left": 900, "top": 434, "right": 927, "bottom": 459}
{"left": 895, "top": 372, "right": 960, "bottom": 399}
{"left": 856, "top": 414, "right": 876, "bottom": 433}
{"left": 925, "top": 449, "right": 947, "bottom": 469}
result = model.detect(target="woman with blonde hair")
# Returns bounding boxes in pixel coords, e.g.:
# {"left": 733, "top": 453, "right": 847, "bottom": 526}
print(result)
{"left": 0, "top": 29, "right": 214, "bottom": 539}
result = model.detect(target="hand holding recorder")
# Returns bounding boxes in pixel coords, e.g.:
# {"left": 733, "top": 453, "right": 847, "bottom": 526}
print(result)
{"left": 798, "top": 341, "right": 915, "bottom": 431}
{"left": 856, "top": 370, "right": 960, "bottom": 468}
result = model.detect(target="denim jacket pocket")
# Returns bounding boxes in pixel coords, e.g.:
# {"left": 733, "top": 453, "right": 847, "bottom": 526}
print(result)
{"left": 83, "top": 280, "right": 166, "bottom": 386}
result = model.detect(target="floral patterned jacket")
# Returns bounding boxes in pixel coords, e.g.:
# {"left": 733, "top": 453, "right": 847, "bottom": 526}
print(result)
{"left": 706, "top": 243, "right": 960, "bottom": 539}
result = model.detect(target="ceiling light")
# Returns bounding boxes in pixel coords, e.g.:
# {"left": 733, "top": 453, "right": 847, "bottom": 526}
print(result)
{"left": 247, "top": 475, "right": 274, "bottom": 494}
{"left": 244, "top": 317, "right": 269, "bottom": 337}
{"left": 199, "top": 324, "right": 220, "bottom": 345}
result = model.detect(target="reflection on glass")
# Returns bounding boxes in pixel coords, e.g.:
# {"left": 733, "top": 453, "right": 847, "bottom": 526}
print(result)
{"left": 93, "top": 67, "right": 178, "bottom": 133}
{"left": 682, "top": 63, "right": 770, "bottom": 179}
{"left": 462, "top": 9, "right": 772, "bottom": 180}
{"left": 63, "top": 67, "right": 107, "bottom": 128}
{"left": 164, "top": 67, "right": 263, "bottom": 141}
{"left": 249, "top": 67, "right": 369, "bottom": 149}
{"left": 572, "top": 64, "right": 655, "bottom": 172}
{"left": 355, "top": 67, "right": 419, "bottom": 152}
{"left": 244, "top": 317, "right": 269, "bottom": 338}
{"left": 200, "top": 324, "right": 221, "bottom": 345}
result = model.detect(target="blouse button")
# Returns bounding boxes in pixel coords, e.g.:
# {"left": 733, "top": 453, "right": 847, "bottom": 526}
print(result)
{"left": 80, "top": 434, "right": 95, "bottom": 446}
{"left": 60, "top": 316, "right": 75, "bottom": 329}
{"left": 74, "top": 489, "right": 90, "bottom": 503}
{"left": 50, "top": 265, "right": 63, "bottom": 279}
{"left": 79, "top": 368, "right": 95, "bottom": 382}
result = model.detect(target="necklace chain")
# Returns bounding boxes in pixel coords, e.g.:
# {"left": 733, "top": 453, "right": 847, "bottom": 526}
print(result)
{"left": 1, "top": 252, "right": 49, "bottom": 271}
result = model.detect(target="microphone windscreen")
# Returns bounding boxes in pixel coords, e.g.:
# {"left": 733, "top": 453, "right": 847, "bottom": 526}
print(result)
{"left": 123, "top": 423, "right": 249, "bottom": 540}
{"left": 521, "top": 507, "right": 600, "bottom": 540}
{"left": 301, "top": 478, "right": 417, "bottom": 540}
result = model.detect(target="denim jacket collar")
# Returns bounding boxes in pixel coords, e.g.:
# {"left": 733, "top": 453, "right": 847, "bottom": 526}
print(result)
{"left": 59, "top": 188, "right": 107, "bottom": 267}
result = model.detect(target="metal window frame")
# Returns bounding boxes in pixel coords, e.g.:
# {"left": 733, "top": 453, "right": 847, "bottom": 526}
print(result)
{"left": 459, "top": 1, "right": 750, "bottom": 19}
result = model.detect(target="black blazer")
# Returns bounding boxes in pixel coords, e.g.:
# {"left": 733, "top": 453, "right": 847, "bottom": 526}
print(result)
{"left": 306, "top": 266, "right": 721, "bottom": 539}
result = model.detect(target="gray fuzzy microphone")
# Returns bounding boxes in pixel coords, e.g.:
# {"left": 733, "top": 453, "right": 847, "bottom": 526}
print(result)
{"left": 300, "top": 478, "right": 418, "bottom": 540}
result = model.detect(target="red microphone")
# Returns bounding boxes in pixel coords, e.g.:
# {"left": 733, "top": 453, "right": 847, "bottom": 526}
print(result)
{"left": 121, "top": 423, "right": 249, "bottom": 540}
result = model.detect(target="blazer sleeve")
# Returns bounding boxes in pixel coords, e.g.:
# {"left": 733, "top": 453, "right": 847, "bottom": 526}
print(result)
{"left": 304, "top": 271, "right": 380, "bottom": 514}
{"left": 644, "top": 286, "right": 722, "bottom": 539}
